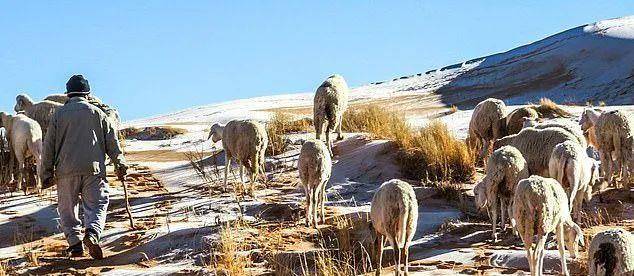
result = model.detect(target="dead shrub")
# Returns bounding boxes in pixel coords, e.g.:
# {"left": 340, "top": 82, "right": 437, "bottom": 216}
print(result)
{"left": 342, "top": 105, "right": 410, "bottom": 142}
{"left": 530, "top": 98, "right": 572, "bottom": 118}
{"left": 208, "top": 222, "right": 250, "bottom": 275}
{"left": 342, "top": 105, "right": 475, "bottom": 183}
{"left": 120, "top": 126, "right": 186, "bottom": 140}
{"left": 398, "top": 121, "right": 475, "bottom": 183}
{"left": 266, "top": 112, "right": 313, "bottom": 156}
{"left": 314, "top": 215, "right": 373, "bottom": 276}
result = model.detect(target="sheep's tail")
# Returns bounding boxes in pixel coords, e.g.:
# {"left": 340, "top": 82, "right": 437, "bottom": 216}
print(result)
{"left": 397, "top": 197, "right": 417, "bottom": 247}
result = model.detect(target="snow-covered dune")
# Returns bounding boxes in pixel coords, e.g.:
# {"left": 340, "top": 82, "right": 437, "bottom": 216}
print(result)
{"left": 129, "top": 16, "right": 634, "bottom": 127}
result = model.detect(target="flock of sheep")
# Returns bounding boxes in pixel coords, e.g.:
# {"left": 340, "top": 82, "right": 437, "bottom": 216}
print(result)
{"left": 208, "top": 77, "right": 634, "bottom": 275}
{"left": 1, "top": 75, "right": 633, "bottom": 275}
{"left": 471, "top": 98, "right": 634, "bottom": 276}
{"left": 0, "top": 93, "right": 120, "bottom": 193}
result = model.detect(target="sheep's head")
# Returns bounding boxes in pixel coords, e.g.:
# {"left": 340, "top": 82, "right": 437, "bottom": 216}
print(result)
{"left": 521, "top": 117, "right": 537, "bottom": 128}
{"left": 208, "top": 123, "right": 224, "bottom": 142}
{"left": 14, "top": 94, "right": 34, "bottom": 113}
{"left": 580, "top": 108, "right": 601, "bottom": 131}
{"left": 589, "top": 160, "right": 603, "bottom": 196}
{"left": 473, "top": 180, "right": 488, "bottom": 212}
{"left": 564, "top": 222, "right": 584, "bottom": 259}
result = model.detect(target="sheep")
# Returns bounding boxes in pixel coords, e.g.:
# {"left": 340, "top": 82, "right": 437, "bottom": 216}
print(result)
{"left": 208, "top": 119, "right": 268, "bottom": 195}
{"left": 370, "top": 179, "right": 418, "bottom": 276}
{"left": 44, "top": 93, "right": 103, "bottom": 105}
{"left": 43, "top": 94, "right": 70, "bottom": 104}
{"left": 588, "top": 228, "right": 634, "bottom": 276}
{"left": 297, "top": 139, "right": 332, "bottom": 227}
{"left": 14, "top": 94, "right": 62, "bottom": 138}
{"left": 522, "top": 118, "right": 588, "bottom": 148}
{"left": 512, "top": 175, "right": 584, "bottom": 276}
{"left": 475, "top": 145, "right": 529, "bottom": 241}
{"left": 580, "top": 108, "right": 602, "bottom": 145}
{"left": 594, "top": 110, "right": 633, "bottom": 187}
{"left": 313, "top": 74, "right": 349, "bottom": 156}
{"left": 468, "top": 98, "right": 507, "bottom": 164}
{"left": 43, "top": 94, "right": 120, "bottom": 130}
{"left": 549, "top": 141, "right": 601, "bottom": 220}
{"left": 0, "top": 112, "right": 43, "bottom": 194}
{"left": 506, "top": 106, "right": 539, "bottom": 135}
{"left": 494, "top": 127, "right": 579, "bottom": 177}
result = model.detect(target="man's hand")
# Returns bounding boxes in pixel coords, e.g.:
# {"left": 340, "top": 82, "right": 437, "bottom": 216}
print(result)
{"left": 116, "top": 164, "right": 129, "bottom": 181}
{"left": 42, "top": 177, "right": 55, "bottom": 190}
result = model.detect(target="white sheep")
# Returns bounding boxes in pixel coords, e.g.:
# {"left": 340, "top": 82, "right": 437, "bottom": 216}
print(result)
{"left": 0, "top": 112, "right": 43, "bottom": 193}
{"left": 44, "top": 93, "right": 103, "bottom": 105}
{"left": 14, "top": 94, "right": 62, "bottom": 138}
{"left": 588, "top": 228, "right": 634, "bottom": 276}
{"left": 313, "top": 74, "right": 349, "bottom": 156}
{"left": 513, "top": 175, "right": 584, "bottom": 276}
{"left": 494, "top": 127, "right": 579, "bottom": 177}
{"left": 475, "top": 145, "right": 529, "bottom": 241}
{"left": 370, "top": 179, "right": 418, "bottom": 276}
{"left": 297, "top": 139, "right": 332, "bottom": 227}
{"left": 506, "top": 106, "right": 539, "bottom": 135}
{"left": 523, "top": 119, "right": 588, "bottom": 148}
{"left": 208, "top": 120, "right": 268, "bottom": 195}
{"left": 43, "top": 94, "right": 120, "bottom": 130}
{"left": 548, "top": 141, "right": 601, "bottom": 220}
{"left": 43, "top": 94, "right": 70, "bottom": 104}
{"left": 594, "top": 110, "right": 633, "bottom": 187}
{"left": 467, "top": 98, "right": 507, "bottom": 163}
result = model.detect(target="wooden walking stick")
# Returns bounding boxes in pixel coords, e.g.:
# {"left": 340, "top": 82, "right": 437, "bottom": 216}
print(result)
{"left": 120, "top": 175, "right": 136, "bottom": 229}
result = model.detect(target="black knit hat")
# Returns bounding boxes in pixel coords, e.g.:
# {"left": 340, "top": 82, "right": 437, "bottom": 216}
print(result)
{"left": 65, "top": 75, "right": 91, "bottom": 95}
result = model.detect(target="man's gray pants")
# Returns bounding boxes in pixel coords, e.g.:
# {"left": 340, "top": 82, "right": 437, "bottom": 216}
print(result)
{"left": 57, "top": 175, "right": 110, "bottom": 246}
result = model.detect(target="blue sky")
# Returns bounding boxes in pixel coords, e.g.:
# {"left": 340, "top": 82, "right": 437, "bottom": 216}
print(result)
{"left": 0, "top": 1, "right": 632, "bottom": 120}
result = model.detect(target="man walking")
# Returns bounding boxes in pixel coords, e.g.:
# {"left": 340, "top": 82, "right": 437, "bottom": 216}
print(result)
{"left": 41, "top": 75, "right": 127, "bottom": 259}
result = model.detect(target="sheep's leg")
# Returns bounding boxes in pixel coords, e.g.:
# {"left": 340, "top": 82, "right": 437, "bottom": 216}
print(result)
{"left": 223, "top": 154, "right": 231, "bottom": 192}
{"left": 500, "top": 200, "right": 507, "bottom": 232}
{"left": 304, "top": 187, "right": 312, "bottom": 227}
{"left": 315, "top": 117, "right": 323, "bottom": 141}
{"left": 239, "top": 165, "right": 245, "bottom": 185}
{"left": 522, "top": 232, "right": 536, "bottom": 276}
{"left": 490, "top": 200, "right": 498, "bottom": 242}
{"left": 250, "top": 155, "right": 260, "bottom": 197}
{"left": 402, "top": 240, "right": 410, "bottom": 275}
{"left": 375, "top": 235, "right": 384, "bottom": 276}
{"left": 568, "top": 185, "right": 578, "bottom": 215}
{"left": 311, "top": 187, "right": 319, "bottom": 228}
{"left": 318, "top": 180, "right": 327, "bottom": 224}
{"left": 17, "top": 162, "right": 24, "bottom": 195}
{"left": 336, "top": 116, "right": 344, "bottom": 141}
{"left": 556, "top": 223, "right": 570, "bottom": 276}
{"left": 600, "top": 150, "right": 613, "bottom": 187}
{"left": 535, "top": 235, "right": 547, "bottom": 276}
{"left": 479, "top": 139, "right": 490, "bottom": 164}
{"left": 386, "top": 235, "right": 400, "bottom": 276}
{"left": 525, "top": 244, "right": 535, "bottom": 276}
{"left": 325, "top": 129, "right": 333, "bottom": 157}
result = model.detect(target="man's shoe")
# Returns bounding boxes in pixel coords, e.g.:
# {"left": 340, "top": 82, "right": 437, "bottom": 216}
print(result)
{"left": 66, "top": 242, "right": 84, "bottom": 258}
{"left": 83, "top": 228, "right": 104, "bottom": 260}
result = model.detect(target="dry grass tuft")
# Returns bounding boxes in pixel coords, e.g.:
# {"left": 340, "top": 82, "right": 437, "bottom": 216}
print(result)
{"left": 120, "top": 126, "right": 186, "bottom": 140}
{"left": 208, "top": 222, "right": 250, "bottom": 275}
{"left": 577, "top": 205, "right": 622, "bottom": 228}
{"left": 449, "top": 105, "right": 458, "bottom": 114}
{"left": 531, "top": 98, "right": 572, "bottom": 118}
{"left": 398, "top": 121, "right": 475, "bottom": 183}
{"left": 314, "top": 215, "right": 373, "bottom": 276}
{"left": 266, "top": 112, "right": 313, "bottom": 156}
{"left": 342, "top": 105, "right": 411, "bottom": 141}
{"left": 344, "top": 105, "right": 475, "bottom": 183}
